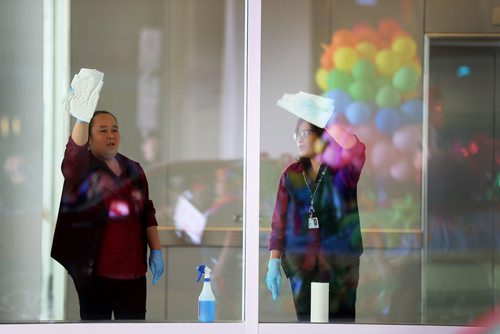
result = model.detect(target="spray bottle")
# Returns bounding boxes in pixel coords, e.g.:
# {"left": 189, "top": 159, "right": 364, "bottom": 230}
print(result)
{"left": 196, "top": 264, "right": 216, "bottom": 322}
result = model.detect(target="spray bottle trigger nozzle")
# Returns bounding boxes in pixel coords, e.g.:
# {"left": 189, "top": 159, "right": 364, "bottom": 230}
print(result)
{"left": 196, "top": 264, "right": 206, "bottom": 283}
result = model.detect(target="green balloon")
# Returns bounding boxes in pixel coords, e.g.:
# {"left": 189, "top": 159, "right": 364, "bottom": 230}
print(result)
{"left": 349, "top": 81, "right": 375, "bottom": 101}
{"left": 352, "top": 60, "right": 377, "bottom": 83}
{"left": 375, "top": 76, "right": 391, "bottom": 89}
{"left": 327, "top": 69, "right": 353, "bottom": 91}
{"left": 393, "top": 66, "right": 419, "bottom": 92}
{"left": 376, "top": 85, "right": 401, "bottom": 108}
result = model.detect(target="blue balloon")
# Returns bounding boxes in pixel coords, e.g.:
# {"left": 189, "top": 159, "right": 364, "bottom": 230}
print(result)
{"left": 345, "top": 102, "right": 372, "bottom": 125}
{"left": 324, "top": 89, "right": 352, "bottom": 114}
{"left": 375, "top": 107, "right": 401, "bottom": 135}
{"left": 400, "top": 99, "right": 423, "bottom": 124}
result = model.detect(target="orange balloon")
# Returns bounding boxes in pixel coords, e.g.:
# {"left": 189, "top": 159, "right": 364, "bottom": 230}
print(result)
{"left": 320, "top": 51, "right": 333, "bottom": 70}
{"left": 353, "top": 24, "right": 379, "bottom": 45}
{"left": 378, "top": 19, "right": 401, "bottom": 41}
{"left": 378, "top": 38, "right": 392, "bottom": 50}
{"left": 332, "top": 29, "right": 358, "bottom": 48}
{"left": 352, "top": 22, "right": 372, "bottom": 33}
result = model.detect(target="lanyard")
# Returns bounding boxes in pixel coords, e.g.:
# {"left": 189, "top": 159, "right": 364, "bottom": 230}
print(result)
{"left": 302, "top": 164, "right": 326, "bottom": 218}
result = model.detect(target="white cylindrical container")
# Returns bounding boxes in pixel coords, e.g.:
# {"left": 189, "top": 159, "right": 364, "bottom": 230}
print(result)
{"left": 310, "top": 282, "right": 329, "bottom": 322}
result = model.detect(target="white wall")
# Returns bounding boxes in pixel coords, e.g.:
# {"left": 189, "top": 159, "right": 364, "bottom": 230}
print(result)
{"left": 260, "top": 0, "right": 314, "bottom": 158}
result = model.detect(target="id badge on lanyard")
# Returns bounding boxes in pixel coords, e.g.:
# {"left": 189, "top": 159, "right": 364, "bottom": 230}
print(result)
{"left": 308, "top": 216, "right": 319, "bottom": 229}
{"left": 304, "top": 165, "right": 326, "bottom": 230}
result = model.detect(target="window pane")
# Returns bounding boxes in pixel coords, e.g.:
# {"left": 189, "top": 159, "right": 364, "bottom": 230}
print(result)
{"left": 425, "top": 38, "right": 499, "bottom": 324}
{"left": 260, "top": 0, "right": 428, "bottom": 324}
{"left": 55, "top": 0, "right": 244, "bottom": 322}
{"left": 260, "top": 0, "right": 499, "bottom": 326}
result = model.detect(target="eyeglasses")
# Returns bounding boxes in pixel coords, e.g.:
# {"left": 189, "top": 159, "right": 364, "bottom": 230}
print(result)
{"left": 293, "top": 130, "right": 314, "bottom": 141}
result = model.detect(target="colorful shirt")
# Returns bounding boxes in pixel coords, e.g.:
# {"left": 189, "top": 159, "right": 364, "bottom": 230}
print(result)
{"left": 269, "top": 138, "right": 365, "bottom": 276}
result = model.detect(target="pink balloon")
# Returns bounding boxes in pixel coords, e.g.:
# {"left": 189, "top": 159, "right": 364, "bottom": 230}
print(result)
{"left": 371, "top": 139, "right": 398, "bottom": 174}
{"left": 321, "top": 141, "right": 343, "bottom": 169}
{"left": 413, "top": 149, "right": 423, "bottom": 171}
{"left": 390, "top": 157, "right": 414, "bottom": 181}
{"left": 352, "top": 124, "right": 381, "bottom": 145}
{"left": 392, "top": 125, "right": 421, "bottom": 153}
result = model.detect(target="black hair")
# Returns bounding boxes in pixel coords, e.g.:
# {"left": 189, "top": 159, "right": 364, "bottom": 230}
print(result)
{"left": 295, "top": 118, "right": 324, "bottom": 173}
{"left": 88, "top": 110, "right": 118, "bottom": 137}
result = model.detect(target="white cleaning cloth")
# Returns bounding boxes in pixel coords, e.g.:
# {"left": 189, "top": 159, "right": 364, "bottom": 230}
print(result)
{"left": 276, "top": 91, "right": 334, "bottom": 128}
{"left": 63, "top": 68, "right": 104, "bottom": 122}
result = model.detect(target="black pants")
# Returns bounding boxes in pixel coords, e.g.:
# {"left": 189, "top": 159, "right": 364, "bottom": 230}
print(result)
{"left": 77, "top": 276, "right": 146, "bottom": 320}
{"left": 289, "top": 257, "right": 360, "bottom": 323}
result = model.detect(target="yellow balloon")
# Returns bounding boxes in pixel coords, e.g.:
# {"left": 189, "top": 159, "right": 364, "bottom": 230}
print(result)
{"left": 333, "top": 47, "right": 359, "bottom": 72}
{"left": 355, "top": 41, "right": 377, "bottom": 61}
{"left": 375, "top": 49, "right": 401, "bottom": 76}
{"left": 315, "top": 68, "right": 329, "bottom": 91}
{"left": 392, "top": 36, "right": 417, "bottom": 62}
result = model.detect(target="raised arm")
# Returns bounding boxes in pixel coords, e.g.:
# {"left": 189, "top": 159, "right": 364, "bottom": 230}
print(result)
{"left": 324, "top": 123, "right": 358, "bottom": 149}
{"left": 61, "top": 69, "right": 104, "bottom": 183}
{"left": 71, "top": 120, "right": 89, "bottom": 146}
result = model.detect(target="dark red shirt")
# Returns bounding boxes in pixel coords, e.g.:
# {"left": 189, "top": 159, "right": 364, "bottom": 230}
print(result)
{"left": 54, "top": 136, "right": 157, "bottom": 280}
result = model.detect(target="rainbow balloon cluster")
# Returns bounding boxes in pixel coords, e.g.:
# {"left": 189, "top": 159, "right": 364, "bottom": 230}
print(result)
{"left": 316, "top": 20, "right": 423, "bottom": 182}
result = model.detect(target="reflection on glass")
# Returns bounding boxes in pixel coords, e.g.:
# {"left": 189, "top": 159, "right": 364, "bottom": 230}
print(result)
{"left": 426, "top": 39, "right": 499, "bottom": 324}
{"left": 261, "top": 0, "right": 499, "bottom": 326}
{"left": 0, "top": 0, "right": 244, "bottom": 323}
{"left": 260, "top": 0, "right": 426, "bottom": 324}
{"left": 266, "top": 114, "right": 366, "bottom": 323}
{"left": 58, "top": 0, "right": 245, "bottom": 322}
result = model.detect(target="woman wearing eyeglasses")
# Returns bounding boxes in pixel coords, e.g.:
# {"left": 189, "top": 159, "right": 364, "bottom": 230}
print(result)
{"left": 266, "top": 116, "right": 365, "bottom": 323}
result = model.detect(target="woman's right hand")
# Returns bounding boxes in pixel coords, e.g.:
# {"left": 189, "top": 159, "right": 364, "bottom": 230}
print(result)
{"left": 266, "top": 258, "right": 282, "bottom": 300}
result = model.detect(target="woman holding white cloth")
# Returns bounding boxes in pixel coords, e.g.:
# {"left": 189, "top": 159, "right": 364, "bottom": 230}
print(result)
{"left": 266, "top": 92, "right": 365, "bottom": 322}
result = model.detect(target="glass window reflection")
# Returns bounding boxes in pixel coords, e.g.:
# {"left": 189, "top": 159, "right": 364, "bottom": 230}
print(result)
{"left": 0, "top": 0, "right": 245, "bottom": 322}
{"left": 61, "top": 0, "right": 245, "bottom": 322}
{"left": 260, "top": 0, "right": 431, "bottom": 325}
{"left": 260, "top": 0, "right": 499, "bottom": 326}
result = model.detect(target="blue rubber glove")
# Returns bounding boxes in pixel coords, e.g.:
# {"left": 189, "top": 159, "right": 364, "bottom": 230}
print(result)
{"left": 266, "top": 258, "right": 282, "bottom": 300}
{"left": 149, "top": 249, "right": 164, "bottom": 285}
